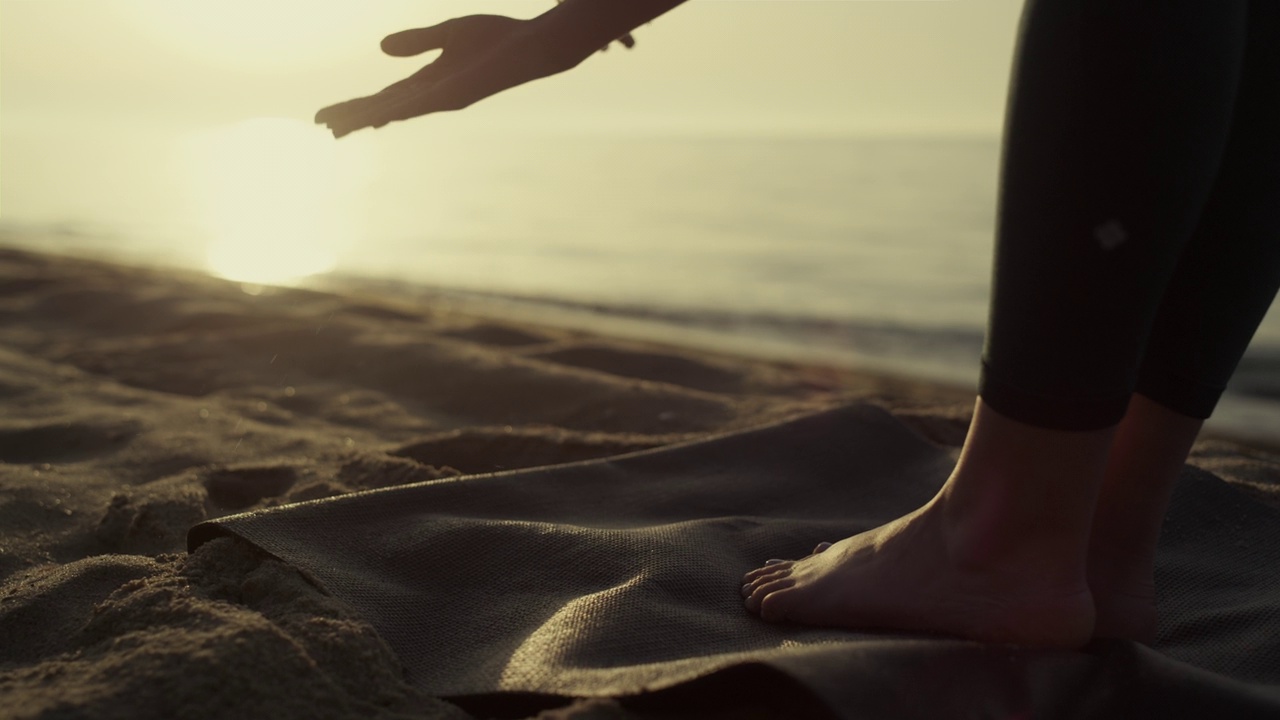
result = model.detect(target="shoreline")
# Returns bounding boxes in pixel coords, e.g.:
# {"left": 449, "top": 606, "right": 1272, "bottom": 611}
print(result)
{"left": 311, "top": 271, "right": 1280, "bottom": 455}
{"left": 6, "top": 239, "right": 1279, "bottom": 452}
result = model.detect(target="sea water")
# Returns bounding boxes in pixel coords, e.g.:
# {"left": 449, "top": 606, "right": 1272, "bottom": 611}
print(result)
{"left": 5, "top": 132, "right": 1280, "bottom": 444}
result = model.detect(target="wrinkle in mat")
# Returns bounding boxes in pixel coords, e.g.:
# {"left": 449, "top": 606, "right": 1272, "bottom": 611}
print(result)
{"left": 191, "top": 403, "right": 1280, "bottom": 719}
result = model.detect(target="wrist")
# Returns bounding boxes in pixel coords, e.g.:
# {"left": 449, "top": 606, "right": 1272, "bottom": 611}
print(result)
{"left": 526, "top": 0, "right": 686, "bottom": 71}
{"left": 522, "top": 10, "right": 595, "bottom": 73}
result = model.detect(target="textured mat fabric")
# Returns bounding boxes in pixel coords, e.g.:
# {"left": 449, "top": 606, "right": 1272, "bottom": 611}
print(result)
{"left": 190, "top": 403, "right": 1280, "bottom": 719}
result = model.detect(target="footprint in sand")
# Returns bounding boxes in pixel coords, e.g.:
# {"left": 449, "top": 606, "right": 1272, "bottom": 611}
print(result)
{"left": 337, "top": 303, "right": 427, "bottom": 323}
{"left": 529, "top": 345, "right": 745, "bottom": 395}
{"left": 0, "top": 276, "right": 57, "bottom": 298}
{"left": 203, "top": 466, "right": 298, "bottom": 509}
{"left": 440, "top": 324, "right": 551, "bottom": 348}
{"left": 0, "top": 419, "right": 141, "bottom": 464}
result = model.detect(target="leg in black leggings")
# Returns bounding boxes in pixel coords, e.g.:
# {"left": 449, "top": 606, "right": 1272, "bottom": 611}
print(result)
{"left": 1084, "top": 0, "right": 1280, "bottom": 643}
{"left": 979, "top": 0, "right": 1271, "bottom": 431}
{"left": 743, "top": 0, "right": 1275, "bottom": 650}
{"left": 1136, "top": 0, "right": 1280, "bottom": 419}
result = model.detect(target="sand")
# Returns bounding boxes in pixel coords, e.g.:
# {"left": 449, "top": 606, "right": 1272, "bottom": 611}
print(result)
{"left": 2, "top": 245, "right": 1279, "bottom": 719}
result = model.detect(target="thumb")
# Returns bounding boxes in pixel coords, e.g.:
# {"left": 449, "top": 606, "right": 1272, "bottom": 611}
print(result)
{"left": 381, "top": 20, "right": 455, "bottom": 57}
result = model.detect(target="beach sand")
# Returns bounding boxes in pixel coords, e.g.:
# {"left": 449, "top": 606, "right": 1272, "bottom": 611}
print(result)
{"left": 2, "top": 246, "right": 1279, "bottom": 719}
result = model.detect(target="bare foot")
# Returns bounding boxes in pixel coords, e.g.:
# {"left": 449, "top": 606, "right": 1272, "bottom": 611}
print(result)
{"left": 741, "top": 501, "right": 1096, "bottom": 649}
{"left": 742, "top": 397, "right": 1125, "bottom": 648}
{"left": 779, "top": 395, "right": 1192, "bottom": 648}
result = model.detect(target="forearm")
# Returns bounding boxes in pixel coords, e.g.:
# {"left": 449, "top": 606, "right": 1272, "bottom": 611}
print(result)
{"left": 531, "top": 0, "right": 689, "bottom": 68}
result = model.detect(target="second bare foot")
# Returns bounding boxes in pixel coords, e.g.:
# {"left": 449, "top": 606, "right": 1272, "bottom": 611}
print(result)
{"left": 1088, "top": 555, "right": 1159, "bottom": 644}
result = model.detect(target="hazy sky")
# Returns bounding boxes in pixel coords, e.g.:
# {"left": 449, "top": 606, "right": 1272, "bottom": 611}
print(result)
{"left": 1, "top": 0, "right": 1024, "bottom": 276}
{"left": 3, "top": 0, "right": 1023, "bottom": 135}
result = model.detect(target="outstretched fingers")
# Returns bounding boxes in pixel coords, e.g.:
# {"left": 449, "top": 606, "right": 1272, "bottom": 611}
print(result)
{"left": 317, "top": 81, "right": 456, "bottom": 138}
{"left": 381, "top": 20, "right": 455, "bottom": 57}
{"left": 315, "top": 95, "right": 391, "bottom": 137}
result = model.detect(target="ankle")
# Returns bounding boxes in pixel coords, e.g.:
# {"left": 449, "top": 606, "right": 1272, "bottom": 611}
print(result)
{"left": 931, "top": 398, "right": 1119, "bottom": 583}
{"left": 931, "top": 491, "right": 1089, "bottom": 586}
{"left": 1084, "top": 392, "right": 1202, "bottom": 585}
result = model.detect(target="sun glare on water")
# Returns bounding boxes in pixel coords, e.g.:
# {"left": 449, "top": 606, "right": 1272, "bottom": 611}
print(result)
{"left": 183, "top": 117, "right": 375, "bottom": 286}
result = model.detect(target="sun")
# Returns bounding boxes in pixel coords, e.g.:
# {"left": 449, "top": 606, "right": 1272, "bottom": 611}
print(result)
{"left": 181, "top": 117, "right": 375, "bottom": 286}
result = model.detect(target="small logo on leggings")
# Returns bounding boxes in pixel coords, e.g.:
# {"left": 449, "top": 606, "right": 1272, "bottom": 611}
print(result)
{"left": 1094, "top": 220, "right": 1127, "bottom": 250}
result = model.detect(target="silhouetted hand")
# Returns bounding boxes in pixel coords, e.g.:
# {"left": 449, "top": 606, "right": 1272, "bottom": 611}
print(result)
{"left": 315, "top": 14, "right": 631, "bottom": 138}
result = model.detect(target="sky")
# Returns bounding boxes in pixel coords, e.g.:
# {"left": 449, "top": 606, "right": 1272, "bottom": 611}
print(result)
{"left": 0, "top": 0, "right": 1024, "bottom": 281}
{"left": 2, "top": 0, "right": 1021, "bottom": 134}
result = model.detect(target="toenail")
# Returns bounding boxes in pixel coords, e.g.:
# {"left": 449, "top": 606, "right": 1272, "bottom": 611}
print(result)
{"left": 765, "top": 559, "right": 784, "bottom": 565}
{"left": 741, "top": 583, "right": 752, "bottom": 597}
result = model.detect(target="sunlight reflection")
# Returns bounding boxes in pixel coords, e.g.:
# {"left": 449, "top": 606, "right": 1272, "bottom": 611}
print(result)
{"left": 183, "top": 117, "right": 375, "bottom": 285}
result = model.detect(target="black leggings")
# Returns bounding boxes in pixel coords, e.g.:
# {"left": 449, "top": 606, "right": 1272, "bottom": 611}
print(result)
{"left": 979, "top": 0, "right": 1280, "bottom": 431}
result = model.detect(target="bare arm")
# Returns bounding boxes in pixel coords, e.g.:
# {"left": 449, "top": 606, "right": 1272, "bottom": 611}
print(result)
{"left": 315, "top": 0, "right": 690, "bottom": 138}
{"left": 537, "top": 0, "right": 688, "bottom": 68}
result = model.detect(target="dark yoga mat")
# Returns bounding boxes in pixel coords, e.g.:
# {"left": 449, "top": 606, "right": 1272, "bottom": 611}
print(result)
{"left": 190, "top": 402, "right": 1280, "bottom": 719}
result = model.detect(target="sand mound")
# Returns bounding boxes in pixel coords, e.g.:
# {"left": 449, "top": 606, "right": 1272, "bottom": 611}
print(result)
{"left": 1, "top": 538, "right": 469, "bottom": 720}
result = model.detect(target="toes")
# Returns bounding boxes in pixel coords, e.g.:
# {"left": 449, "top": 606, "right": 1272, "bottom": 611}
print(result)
{"left": 758, "top": 588, "right": 794, "bottom": 623}
{"left": 744, "top": 576, "right": 795, "bottom": 614}
{"left": 740, "top": 566, "right": 790, "bottom": 598}
{"left": 743, "top": 561, "right": 792, "bottom": 584}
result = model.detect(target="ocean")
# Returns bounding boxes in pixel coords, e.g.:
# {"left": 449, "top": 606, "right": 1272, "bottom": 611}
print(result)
{"left": 5, "top": 129, "right": 1280, "bottom": 444}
